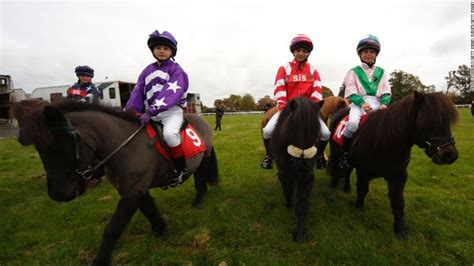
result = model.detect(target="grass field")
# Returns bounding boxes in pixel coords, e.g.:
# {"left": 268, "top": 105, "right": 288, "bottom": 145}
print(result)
{"left": 0, "top": 109, "right": 473, "bottom": 265}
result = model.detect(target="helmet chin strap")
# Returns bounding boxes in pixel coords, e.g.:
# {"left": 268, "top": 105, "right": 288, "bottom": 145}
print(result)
{"left": 360, "top": 57, "right": 376, "bottom": 68}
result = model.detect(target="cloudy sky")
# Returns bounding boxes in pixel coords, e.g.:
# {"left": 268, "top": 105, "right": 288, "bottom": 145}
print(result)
{"left": 0, "top": 0, "right": 470, "bottom": 106}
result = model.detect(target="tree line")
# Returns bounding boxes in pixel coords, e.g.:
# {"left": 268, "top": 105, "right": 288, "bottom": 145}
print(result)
{"left": 203, "top": 65, "right": 472, "bottom": 112}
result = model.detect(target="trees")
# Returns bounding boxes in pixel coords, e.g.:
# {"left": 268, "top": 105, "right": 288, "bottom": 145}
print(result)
{"left": 257, "top": 95, "right": 274, "bottom": 111}
{"left": 240, "top": 93, "right": 257, "bottom": 111}
{"left": 389, "top": 70, "right": 434, "bottom": 103}
{"left": 214, "top": 93, "right": 257, "bottom": 111}
{"left": 445, "top": 65, "right": 472, "bottom": 103}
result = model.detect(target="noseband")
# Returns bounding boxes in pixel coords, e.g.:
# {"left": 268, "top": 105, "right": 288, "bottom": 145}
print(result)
{"left": 419, "top": 135, "right": 456, "bottom": 158}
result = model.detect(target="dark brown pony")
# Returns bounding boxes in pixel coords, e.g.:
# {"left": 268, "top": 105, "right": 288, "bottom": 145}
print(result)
{"left": 260, "top": 96, "right": 348, "bottom": 131}
{"left": 327, "top": 91, "right": 458, "bottom": 239}
{"left": 260, "top": 96, "right": 348, "bottom": 168}
{"left": 272, "top": 96, "right": 322, "bottom": 242}
{"left": 12, "top": 100, "right": 218, "bottom": 265}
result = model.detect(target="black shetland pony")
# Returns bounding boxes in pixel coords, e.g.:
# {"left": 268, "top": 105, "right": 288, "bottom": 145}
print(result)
{"left": 327, "top": 91, "right": 458, "bottom": 239}
{"left": 11, "top": 100, "right": 218, "bottom": 265}
{"left": 272, "top": 96, "right": 323, "bottom": 242}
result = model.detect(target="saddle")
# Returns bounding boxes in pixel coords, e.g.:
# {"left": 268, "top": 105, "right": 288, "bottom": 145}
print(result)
{"left": 332, "top": 114, "right": 367, "bottom": 146}
{"left": 146, "top": 120, "right": 207, "bottom": 160}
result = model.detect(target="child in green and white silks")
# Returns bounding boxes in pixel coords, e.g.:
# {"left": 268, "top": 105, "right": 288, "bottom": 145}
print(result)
{"left": 341, "top": 34, "right": 391, "bottom": 166}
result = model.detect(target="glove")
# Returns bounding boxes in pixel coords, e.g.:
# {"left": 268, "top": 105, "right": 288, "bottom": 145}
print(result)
{"left": 139, "top": 113, "right": 151, "bottom": 124}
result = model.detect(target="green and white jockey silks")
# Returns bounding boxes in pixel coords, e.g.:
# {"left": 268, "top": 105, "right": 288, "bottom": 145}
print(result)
{"left": 344, "top": 63, "right": 391, "bottom": 107}
{"left": 343, "top": 63, "right": 392, "bottom": 138}
{"left": 353, "top": 65, "right": 384, "bottom": 96}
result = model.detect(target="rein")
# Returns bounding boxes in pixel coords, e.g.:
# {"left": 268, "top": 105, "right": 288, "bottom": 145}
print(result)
{"left": 64, "top": 117, "right": 145, "bottom": 180}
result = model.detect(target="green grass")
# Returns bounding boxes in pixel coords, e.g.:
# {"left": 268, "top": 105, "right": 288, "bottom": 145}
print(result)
{"left": 0, "top": 110, "right": 473, "bottom": 265}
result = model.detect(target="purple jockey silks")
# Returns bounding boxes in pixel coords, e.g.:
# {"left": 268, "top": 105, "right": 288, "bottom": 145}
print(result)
{"left": 125, "top": 60, "right": 189, "bottom": 116}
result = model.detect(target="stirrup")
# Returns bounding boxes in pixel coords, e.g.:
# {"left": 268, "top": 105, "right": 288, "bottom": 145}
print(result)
{"left": 260, "top": 156, "right": 273, "bottom": 169}
{"left": 168, "top": 169, "right": 188, "bottom": 188}
{"left": 315, "top": 155, "right": 327, "bottom": 169}
{"left": 339, "top": 153, "right": 352, "bottom": 169}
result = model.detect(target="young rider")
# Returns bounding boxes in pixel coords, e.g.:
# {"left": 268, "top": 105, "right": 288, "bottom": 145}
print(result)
{"left": 261, "top": 34, "right": 331, "bottom": 169}
{"left": 125, "top": 30, "right": 189, "bottom": 184}
{"left": 341, "top": 34, "right": 391, "bottom": 167}
{"left": 67, "top": 65, "right": 100, "bottom": 104}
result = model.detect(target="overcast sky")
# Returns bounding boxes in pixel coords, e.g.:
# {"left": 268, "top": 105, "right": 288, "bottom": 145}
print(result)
{"left": 0, "top": 0, "right": 470, "bottom": 106}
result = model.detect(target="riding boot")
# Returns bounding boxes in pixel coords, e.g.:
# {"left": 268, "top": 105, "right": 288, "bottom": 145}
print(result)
{"left": 315, "top": 140, "right": 328, "bottom": 169}
{"left": 260, "top": 138, "right": 273, "bottom": 169}
{"left": 171, "top": 155, "right": 188, "bottom": 187}
{"left": 339, "top": 136, "right": 353, "bottom": 168}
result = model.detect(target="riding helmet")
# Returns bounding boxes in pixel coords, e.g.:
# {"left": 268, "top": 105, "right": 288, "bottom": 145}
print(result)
{"left": 147, "top": 30, "right": 178, "bottom": 57}
{"left": 356, "top": 34, "right": 381, "bottom": 55}
{"left": 75, "top": 65, "right": 94, "bottom": 77}
{"left": 290, "top": 34, "right": 313, "bottom": 53}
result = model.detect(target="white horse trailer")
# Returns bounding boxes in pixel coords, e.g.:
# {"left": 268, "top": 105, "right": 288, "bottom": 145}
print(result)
{"left": 31, "top": 80, "right": 136, "bottom": 109}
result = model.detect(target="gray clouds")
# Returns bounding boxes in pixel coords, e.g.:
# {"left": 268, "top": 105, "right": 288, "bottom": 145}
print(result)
{"left": 1, "top": 0, "right": 469, "bottom": 106}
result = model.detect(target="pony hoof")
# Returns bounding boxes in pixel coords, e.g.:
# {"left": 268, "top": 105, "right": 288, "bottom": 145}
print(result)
{"left": 192, "top": 196, "right": 204, "bottom": 207}
{"left": 92, "top": 256, "right": 110, "bottom": 266}
{"left": 352, "top": 200, "right": 364, "bottom": 210}
{"left": 330, "top": 180, "right": 338, "bottom": 188}
{"left": 395, "top": 230, "right": 408, "bottom": 240}
{"left": 152, "top": 222, "right": 167, "bottom": 237}
{"left": 293, "top": 229, "right": 307, "bottom": 243}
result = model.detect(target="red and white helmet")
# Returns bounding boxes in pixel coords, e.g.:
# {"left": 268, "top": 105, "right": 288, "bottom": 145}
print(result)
{"left": 290, "top": 34, "right": 313, "bottom": 53}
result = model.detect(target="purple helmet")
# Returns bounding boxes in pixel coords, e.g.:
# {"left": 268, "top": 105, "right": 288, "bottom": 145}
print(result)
{"left": 147, "top": 30, "right": 178, "bottom": 57}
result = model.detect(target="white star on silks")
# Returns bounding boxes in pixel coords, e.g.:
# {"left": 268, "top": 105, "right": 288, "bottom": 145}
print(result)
{"left": 152, "top": 97, "right": 166, "bottom": 110}
{"left": 167, "top": 81, "right": 181, "bottom": 93}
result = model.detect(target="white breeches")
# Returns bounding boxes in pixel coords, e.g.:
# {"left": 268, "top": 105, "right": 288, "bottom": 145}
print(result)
{"left": 152, "top": 106, "right": 183, "bottom": 147}
{"left": 344, "top": 95, "right": 381, "bottom": 138}
{"left": 262, "top": 111, "right": 330, "bottom": 141}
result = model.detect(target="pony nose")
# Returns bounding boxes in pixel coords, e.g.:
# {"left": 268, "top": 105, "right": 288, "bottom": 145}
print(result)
{"left": 442, "top": 151, "right": 458, "bottom": 164}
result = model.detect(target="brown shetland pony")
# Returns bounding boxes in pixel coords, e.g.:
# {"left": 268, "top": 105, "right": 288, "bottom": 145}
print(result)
{"left": 327, "top": 91, "right": 458, "bottom": 239}
{"left": 11, "top": 100, "right": 218, "bottom": 265}
{"left": 260, "top": 96, "right": 349, "bottom": 131}
{"left": 271, "top": 96, "right": 323, "bottom": 242}
{"left": 260, "top": 96, "right": 349, "bottom": 163}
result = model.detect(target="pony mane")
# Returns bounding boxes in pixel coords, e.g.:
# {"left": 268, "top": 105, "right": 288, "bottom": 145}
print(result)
{"left": 357, "top": 92, "right": 458, "bottom": 149}
{"left": 53, "top": 101, "right": 139, "bottom": 123}
{"left": 275, "top": 96, "right": 321, "bottom": 145}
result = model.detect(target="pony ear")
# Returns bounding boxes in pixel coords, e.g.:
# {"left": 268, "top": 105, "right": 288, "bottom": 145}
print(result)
{"left": 43, "top": 106, "right": 66, "bottom": 128}
{"left": 338, "top": 98, "right": 349, "bottom": 109}
{"left": 414, "top": 90, "right": 425, "bottom": 108}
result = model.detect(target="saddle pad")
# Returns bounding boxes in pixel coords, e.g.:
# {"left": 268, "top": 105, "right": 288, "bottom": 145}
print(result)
{"left": 332, "top": 114, "right": 367, "bottom": 146}
{"left": 146, "top": 124, "right": 207, "bottom": 160}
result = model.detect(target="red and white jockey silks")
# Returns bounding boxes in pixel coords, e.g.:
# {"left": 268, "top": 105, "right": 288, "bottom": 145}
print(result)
{"left": 273, "top": 60, "right": 323, "bottom": 110}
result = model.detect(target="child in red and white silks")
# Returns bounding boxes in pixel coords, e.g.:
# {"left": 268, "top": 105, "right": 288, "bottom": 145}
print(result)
{"left": 261, "top": 34, "right": 330, "bottom": 170}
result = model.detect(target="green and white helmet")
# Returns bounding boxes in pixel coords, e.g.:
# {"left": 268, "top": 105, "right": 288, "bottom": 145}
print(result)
{"left": 356, "top": 34, "right": 381, "bottom": 55}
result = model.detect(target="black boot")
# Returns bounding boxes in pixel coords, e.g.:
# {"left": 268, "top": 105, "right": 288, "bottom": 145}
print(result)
{"left": 315, "top": 140, "right": 328, "bottom": 169}
{"left": 170, "top": 155, "right": 188, "bottom": 187}
{"left": 339, "top": 136, "right": 353, "bottom": 168}
{"left": 260, "top": 139, "right": 273, "bottom": 169}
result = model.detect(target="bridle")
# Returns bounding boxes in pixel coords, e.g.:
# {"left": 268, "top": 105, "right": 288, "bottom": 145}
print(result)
{"left": 50, "top": 117, "right": 144, "bottom": 180}
{"left": 418, "top": 135, "right": 456, "bottom": 158}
